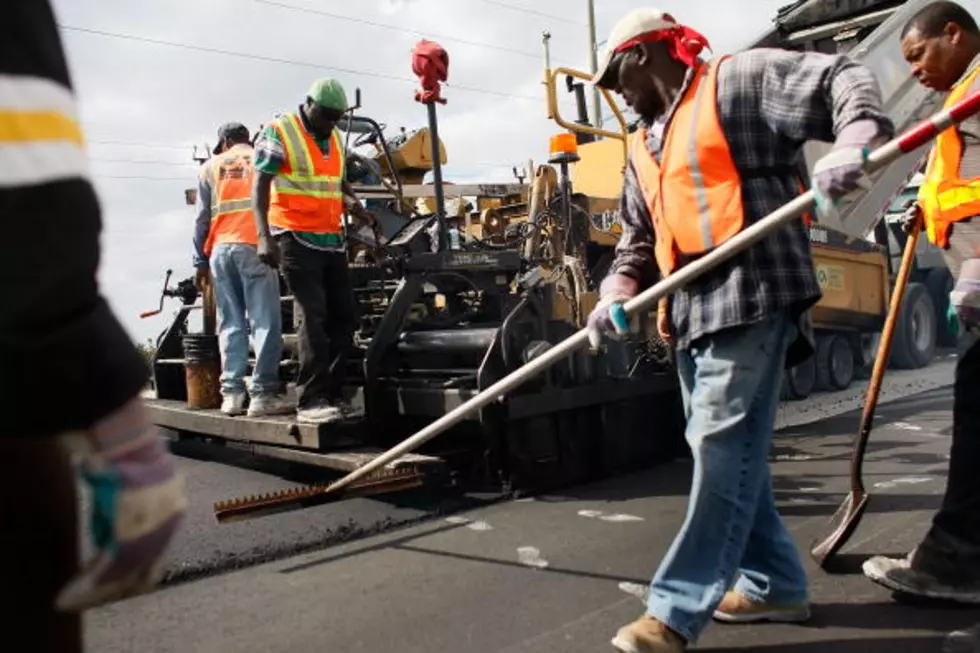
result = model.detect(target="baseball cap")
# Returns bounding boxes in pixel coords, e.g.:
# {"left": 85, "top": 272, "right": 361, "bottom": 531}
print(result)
{"left": 591, "top": 8, "right": 678, "bottom": 89}
{"left": 213, "top": 122, "right": 250, "bottom": 154}
{"left": 307, "top": 78, "right": 349, "bottom": 114}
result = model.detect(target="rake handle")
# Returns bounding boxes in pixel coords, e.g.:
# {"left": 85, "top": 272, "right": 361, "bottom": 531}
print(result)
{"left": 324, "top": 90, "right": 980, "bottom": 496}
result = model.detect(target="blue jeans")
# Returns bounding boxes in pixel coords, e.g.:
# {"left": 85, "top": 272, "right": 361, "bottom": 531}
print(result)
{"left": 645, "top": 309, "right": 809, "bottom": 643}
{"left": 209, "top": 243, "right": 283, "bottom": 396}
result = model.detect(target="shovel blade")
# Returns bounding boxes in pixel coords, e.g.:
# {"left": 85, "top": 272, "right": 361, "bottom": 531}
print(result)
{"left": 809, "top": 489, "right": 869, "bottom": 568}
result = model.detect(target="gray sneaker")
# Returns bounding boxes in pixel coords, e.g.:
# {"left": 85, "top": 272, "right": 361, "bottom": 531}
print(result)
{"left": 863, "top": 551, "right": 980, "bottom": 604}
{"left": 296, "top": 403, "right": 343, "bottom": 424}
{"left": 247, "top": 394, "right": 294, "bottom": 417}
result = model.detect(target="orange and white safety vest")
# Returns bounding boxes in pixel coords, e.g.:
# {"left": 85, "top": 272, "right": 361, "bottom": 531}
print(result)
{"left": 267, "top": 112, "right": 346, "bottom": 234}
{"left": 203, "top": 143, "right": 258, "bottom": 256}
{"left": 630, "top": 56, "right": 810, "bottom": 276}
{"left": 917, "top": 64, "right": 980, "bottom": 249}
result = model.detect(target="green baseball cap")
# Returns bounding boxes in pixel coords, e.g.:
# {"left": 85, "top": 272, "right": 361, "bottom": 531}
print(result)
{"left": 307, "top": 78, "right": 348, "bottom": 113}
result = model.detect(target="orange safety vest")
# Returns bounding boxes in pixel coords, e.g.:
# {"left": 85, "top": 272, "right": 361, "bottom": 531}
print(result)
{"left": 917, "top": 64, "right": 980, "bottom": 249}
{"left": 203, "top": 143, "right": 258, "bottom": 256}
{"left": 630, "top": 56, "right": 811, "bottom": 276}
{"left": 268, "top": 112, "right": 346, "bottom": 234}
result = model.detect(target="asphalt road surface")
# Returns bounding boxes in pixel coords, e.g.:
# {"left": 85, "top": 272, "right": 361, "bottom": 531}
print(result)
{"left": 85, "top": 385, "right": 980, "bottom": 653}
{"left": 124, "top": 355, "right": 957, "bottom": 584}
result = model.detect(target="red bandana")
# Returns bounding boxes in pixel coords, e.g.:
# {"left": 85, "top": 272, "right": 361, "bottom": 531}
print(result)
{"left": 613, "top": 26, "right": 711, "bottom": 68}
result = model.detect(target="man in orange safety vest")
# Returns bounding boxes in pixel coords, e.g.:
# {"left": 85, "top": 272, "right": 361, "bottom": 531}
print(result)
{"left": 193, "top": 122, "right": 292, "bottom": 417}
{"left": 585, "top": 7, "right": 893, "bottom": 652}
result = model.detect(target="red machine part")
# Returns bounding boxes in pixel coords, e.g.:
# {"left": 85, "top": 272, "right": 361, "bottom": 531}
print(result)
{"left": 412, "top": 39, "right": 449, "bottom": 104}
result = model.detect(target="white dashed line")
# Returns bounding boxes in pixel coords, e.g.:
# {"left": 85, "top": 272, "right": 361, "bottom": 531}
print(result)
{"left": 618, "top": 582, "right": 648, "bottom": 601}
{"left": 445, "top": 516, "right": 470, "bottom": 525}
{"left": 517, "top": 546, "right": 549, "bottom": 569}
{"left": 873, "top": 476, "right": 933, "bottom": 489}
{"left": 467, "top": 520, "right": 493, "bottom": 531}
{"left": 888, "top": 422, "right": 923, "bottom": 431}
{"left": 578, "top": 509, "right": 644, "bottom": 522}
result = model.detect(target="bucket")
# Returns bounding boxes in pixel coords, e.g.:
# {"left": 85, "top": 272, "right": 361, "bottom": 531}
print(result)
{"left": 182, "top": 334, "right": 222, "bottom": 409}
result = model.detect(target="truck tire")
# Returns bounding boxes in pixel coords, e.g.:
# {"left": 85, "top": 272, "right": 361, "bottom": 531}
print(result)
{"left": 783, "top": 354, "right": 816, "bottom": 400}
{"left": 925, "top": 267, "right": 957, "bottom": 347}
{"left": 890, "top": 281, "right": 937, "bottom": 370}
{"left": 815, "top": 334, "right": 855, "bottom": 391}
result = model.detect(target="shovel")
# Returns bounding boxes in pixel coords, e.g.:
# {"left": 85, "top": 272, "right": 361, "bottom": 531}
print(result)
{"left": 214, "top": 91, "right": 980, "bottom": 523}
{"left": 809, "top": 209, "right": 923, "bottom": 568}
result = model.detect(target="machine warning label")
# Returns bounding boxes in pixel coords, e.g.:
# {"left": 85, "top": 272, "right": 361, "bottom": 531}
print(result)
{"left": 815, "top": 264, "right": 845, "bottom": 291}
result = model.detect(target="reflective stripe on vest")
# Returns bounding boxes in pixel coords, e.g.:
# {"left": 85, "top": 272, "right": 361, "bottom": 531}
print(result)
{"left": 630, "top": 57, "right": 744, "bottom": 276}
{"left": 203, "top": 144, "right": 258, "bottom": 256}
{"left": 268, "top": 112, "right": 345, "bottom": 234}
{"left": 918, "top": 64, "right": 980, "bottom": 249}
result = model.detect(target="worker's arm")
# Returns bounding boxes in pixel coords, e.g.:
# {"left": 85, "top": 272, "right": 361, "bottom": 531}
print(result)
{"left": 2, "top": 0, "right": 148, "bottom": 437}
{"left": 341, "top": 178, "right": 381, "bottom": 242}
{"left": 192, "top": 168, "right": 212, "bottom": 287}
{"left": 606, "top": 160, "right": 660, "bottom": 291}
{"left": 755, "top": 49, "right": 894, "bottom": 149}
{"left": 252, "top": 124, "right": 285, "bottom": 267}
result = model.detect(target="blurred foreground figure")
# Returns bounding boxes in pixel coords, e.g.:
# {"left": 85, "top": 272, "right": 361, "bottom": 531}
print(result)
{"left": 0, "top": 2, "right": 187, "bottom": 650}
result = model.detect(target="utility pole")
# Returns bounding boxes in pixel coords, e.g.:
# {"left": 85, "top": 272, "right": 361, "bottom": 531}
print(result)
{"left": 587, "top": 0, "right": 603, "bottom": 130}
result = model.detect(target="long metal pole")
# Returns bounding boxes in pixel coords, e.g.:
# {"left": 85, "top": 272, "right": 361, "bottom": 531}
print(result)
{"left": 320, "top": 89, "right": 980, "bottom": 496}
{"left": 587, "top": 0, "right": 602, "bottom": 130}
{"left": 426, "top": 102, "right": 449, "bottom": 251}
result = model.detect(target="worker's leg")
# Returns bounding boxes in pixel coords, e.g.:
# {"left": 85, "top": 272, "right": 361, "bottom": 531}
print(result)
{"left": 865, "top": 333, "right": 980, "bottom": 602}
{"left": 0, "top": 437, "right": 81, "bottom": 653}
{"left": 210, "top": 244, "right": 249, "bottom": 410}
{"left": 277, "top": 234, "right": 335, "bottom": 419}
{"left": 725, "top": 333, "right": 809, "bottom": 614}
{"left": 320, "top": 251, "right": 356, "bottom": 410}
{"left": 234, "top": 243, "right": 288, "bottom": 414}
{"left": 642, "top": 310, "right": 795, "bottom": 644}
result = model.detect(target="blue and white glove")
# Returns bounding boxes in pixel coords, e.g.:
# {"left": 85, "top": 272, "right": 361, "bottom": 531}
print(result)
{"left": 57, "top": 396, "right": 187, "bottom": 612}
{"left": 586, "top": 273, "right": 638, "bottom": 350}
{"left": 812, "top": 119, "right": 883, "bottom": 220}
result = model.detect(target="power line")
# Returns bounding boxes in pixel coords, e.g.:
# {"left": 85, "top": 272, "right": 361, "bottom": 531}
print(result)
{"left": 91, "top": 157, "right": 197, "bottom": 166}
{"left": 472, "top": 0, "right": 585, "bottom": 25}
{"left": 255, "top": 0, "right": 545, "bottom": 61}
{"left": 59, "top": 24, "right": 543, "bottom": 103}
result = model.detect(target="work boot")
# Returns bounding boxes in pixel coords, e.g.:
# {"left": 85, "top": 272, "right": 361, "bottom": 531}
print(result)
{"left": 336, "top": 399, "right": 365, "bottom": 420}
{"left": 943, "top": 622, "right": 980, "bottom": 653}
{"left": 247, "top": 394, "right": 294, "bottom": 418}
{"left": 221, "top": 393, "right": 246, "bottom": 416}
{"left": 611, "top": 615, "right": 686, "bottom": 653}
{"left": 712, "top": 591, "right": 811, "bottom": 623}
{"left": 296, "top": 402, "right": 343, "bottom": 425}
{"left": 864, "top": 549, "right": 980, "bottom": 604}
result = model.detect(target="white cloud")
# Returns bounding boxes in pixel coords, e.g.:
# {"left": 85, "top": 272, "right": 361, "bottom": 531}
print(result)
{"left": 52, "top": 0, "right": 790, "bottom": 343}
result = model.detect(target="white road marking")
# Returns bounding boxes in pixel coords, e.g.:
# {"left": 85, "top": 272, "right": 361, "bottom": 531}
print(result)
{"left": 467, "top": 520, "right": 493, "bottom": 531}
{"left": 799, "top": 486, "right": 822, "bottom": 493}
{"left": 517, "top": 546, "right": 550, "bottom": 569}
{"left": 577, "top": 509, "right": 604, "bottom": 518}
{"left": 600, "top": 514, "right": 645, "bottom": 523}
{"left": 618, "top": 582, "right": 648, "bottom": 601}
{"left": 445, "top": 516, "right": 470, "bottom": 525}
{"left": 888, "top": 422, "right": 923, "bottom": 431}
{"left": 514, "top": 497, "right": 536, "bottom": 503}
{"left": 773, "top": 454, "right": 814, "bottom": 461}
{"left": 873, "top": 476, "right": 933, "bottom": 489}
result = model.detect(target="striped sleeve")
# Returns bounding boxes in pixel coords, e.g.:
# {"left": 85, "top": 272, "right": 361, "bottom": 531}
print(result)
{"left": 2, "top": 0, "right": 149, "bottom": 438}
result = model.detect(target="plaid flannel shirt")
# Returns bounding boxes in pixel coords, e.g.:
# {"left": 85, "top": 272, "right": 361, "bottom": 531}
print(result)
{"left": 610, "top": 48, "right": 894, "bottom": 366}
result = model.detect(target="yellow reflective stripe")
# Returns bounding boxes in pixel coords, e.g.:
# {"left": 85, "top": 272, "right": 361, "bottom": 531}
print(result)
{"left": 282, "top": 113, "right": 316, "bottom": 177}
{"left": 273, "top": 187, "right": 344, "bottom": 199}
{"left": 331, "top": 128, "right": 346, "bottom": 176}
{"left": 273, "top": 176, "right": 342, "bottom": 193}
{"left": 936, "top": 182, "right": 980, "bottom": 211}
{"left": 212, "top": 198, "right": 253, "bottom": 216}
{"left": 683, "top": 65, "right": 713, "bottom": 251}
{"left": 0, "top": 110, "right": 84, "bottom": 145}
{"left": 276, "top": 115, "right": 306, "bottom": 176}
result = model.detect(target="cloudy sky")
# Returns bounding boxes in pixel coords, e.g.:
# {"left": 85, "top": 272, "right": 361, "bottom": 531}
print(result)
{"left": 53, "top": 0, "right": 792, "bottom": 344}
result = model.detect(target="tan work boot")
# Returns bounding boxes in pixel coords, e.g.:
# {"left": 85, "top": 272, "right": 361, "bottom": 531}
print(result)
{"left": 611, "top": 615, "right": 686, "bottom": 653}
{"left": 712, "top": 590, "right": 811, "bottom": 624}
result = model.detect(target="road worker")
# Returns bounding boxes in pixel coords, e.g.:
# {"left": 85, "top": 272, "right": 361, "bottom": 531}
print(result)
{"left": 585, "top": 8, "right": 893, "bottom": 652}
{"left": 193, "top": 121, "right": 292, "bottom": 417}
{"left": 252, "top": 78, "right": 379, "bottom": 425}
{"left": 1, "top": 1, "right": 186, "bottom": 649}
{"left": 863, "top": 0, "right": 980, "bottom": 608}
